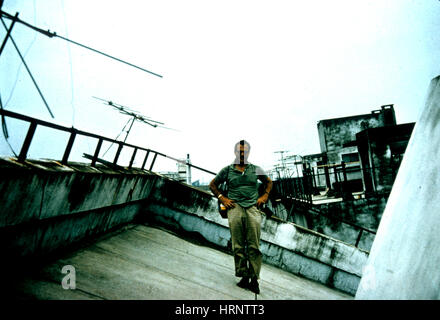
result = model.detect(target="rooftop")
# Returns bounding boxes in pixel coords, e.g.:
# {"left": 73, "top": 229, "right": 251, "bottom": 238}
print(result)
{"left": 9, "top": 224, "right": 352, "bottom": 300}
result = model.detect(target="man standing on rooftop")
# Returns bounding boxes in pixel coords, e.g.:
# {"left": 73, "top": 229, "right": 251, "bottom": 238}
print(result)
{"left": 209, "top": 140, "right": 272, "bottom": 294}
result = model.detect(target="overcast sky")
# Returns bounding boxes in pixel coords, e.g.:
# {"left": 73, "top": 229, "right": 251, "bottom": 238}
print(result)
{"left": 1, "top": 0, "right": 439, "bottom": 183}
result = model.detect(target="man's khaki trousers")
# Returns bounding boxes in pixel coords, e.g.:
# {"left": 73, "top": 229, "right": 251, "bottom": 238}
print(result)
{"left": 227, "top": 204, "right": 262, "bottom": 279}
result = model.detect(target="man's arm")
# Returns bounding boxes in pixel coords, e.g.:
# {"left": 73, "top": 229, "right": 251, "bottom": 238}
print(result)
{"left": 209, "top": 178, "right": 236, "bottom": 209}
{"left": 209, "top": 178, "right": 222, "bottom": 199}
{"left": 256, "top": 176, "right": 273, "bottom": 207}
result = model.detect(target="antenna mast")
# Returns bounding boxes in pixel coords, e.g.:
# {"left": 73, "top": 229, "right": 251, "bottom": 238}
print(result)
{"left": 93, "top": 96, "right": 166, "bottom": 144}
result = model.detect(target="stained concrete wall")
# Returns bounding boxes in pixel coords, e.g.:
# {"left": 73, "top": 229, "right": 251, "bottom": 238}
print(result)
{"left": 310, "top": 195, "right": 387, "bottom": 251}
{"left": 269, "top": 194, "right": 385, "bottom": 251}
{"left": 356, "top": 123, "right": 414, "bottom": 193}
{"left": 318, "top": 109, "right": 386, "bottom": 153}
{"left": 0, "top": 158, "right": 158, "bottom": 259}
{"left": 317, "top": 105, "right": 396, "bottom": 163}
{"left": 355, "top": 76, "right": 440, "bottom": 299}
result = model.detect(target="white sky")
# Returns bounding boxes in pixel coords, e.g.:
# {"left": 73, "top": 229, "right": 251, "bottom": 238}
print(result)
{"left": 1, "top": 0, "right": 440, "bottom": 183}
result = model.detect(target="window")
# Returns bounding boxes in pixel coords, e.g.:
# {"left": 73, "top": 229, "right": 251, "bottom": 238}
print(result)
{"left": 342, "top": 153, "right": 359, "bottom": 163}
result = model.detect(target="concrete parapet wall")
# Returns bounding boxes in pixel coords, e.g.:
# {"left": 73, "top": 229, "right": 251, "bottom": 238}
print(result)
{"left": 308, "top": 194, "right": 387, "bottom": 251}
{"left": 0, "top": 158, "right": 158, "bottom": 258}
{"left": 143, "top": 177, "right": 369, "bottom": 295}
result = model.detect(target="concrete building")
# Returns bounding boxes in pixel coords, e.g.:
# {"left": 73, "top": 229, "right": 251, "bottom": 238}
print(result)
{"left": 356, "top": 123, "right": 415, "bottom": 193}
{"left": 286, "top": 106, "right": 415, "bottom": 252}
{"left": 274, "top": 105, "right": 401, "bottom": 198}
{"left": 306, "top": 104, "right": 414, "bottom": 196}
{"left": 317, "top": 104, "right": 396, "bottom": 164}
{"left": 161, "top": 154, "right": 192, "bottom": 185}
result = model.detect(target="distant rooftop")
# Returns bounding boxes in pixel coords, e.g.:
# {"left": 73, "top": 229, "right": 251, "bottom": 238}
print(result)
{"left": 317, "top": 104, "right": 395, "bottom": 124}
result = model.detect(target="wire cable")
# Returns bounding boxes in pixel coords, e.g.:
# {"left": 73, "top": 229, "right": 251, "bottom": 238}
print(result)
{"left": 102, "top": 117, "right": 132, "bottom": 157}
{"left": 1, "top": 10, "right": 163, "bottom": 78}
{"left": 0, "top": 91, "right": 8, "bottom": 138}
{"left": 1, "top": 17, "right": 55, "bottom": 118}
{"left": 3, "top": 0, "right": 37, "bottom": 109}
{"left": 55, "top": 34, "right": 163, "bottom": 78}
{"left": 60, "top": 0, "right": 76, "bottom": 127}
{"left": 0, "top": 92, "right": 18, "bottom": 157}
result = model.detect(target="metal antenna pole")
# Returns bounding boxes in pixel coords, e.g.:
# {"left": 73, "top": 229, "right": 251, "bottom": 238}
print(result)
{"left": 1, "top": 9, "right": 163, "bottom": 78}
{"left": 274, "top": 150, "right": 288, "bottom": 178}
{"left": 0, "top": 16, "right": 54, "bottom": 118}
{"left": 92, "top": 96, "right": 175, "bottom": 146}
{"left": 123, "top": 116, "right": 136, "bottom": 143}
{"left": 0, "top": 11, "right": 17, "bottom": 56}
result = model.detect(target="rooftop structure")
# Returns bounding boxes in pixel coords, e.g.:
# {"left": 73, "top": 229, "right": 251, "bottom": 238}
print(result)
{"left": 317, "top": 104, "right": 396, "bottom": 161}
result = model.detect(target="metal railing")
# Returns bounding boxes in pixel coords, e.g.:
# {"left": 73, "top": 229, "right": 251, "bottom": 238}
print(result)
{"left": 311, "top": 161, "right": 401, "bottom": 196}
{"left": 0, "top": 108, "right": 216, "bottom": 175}
{"left": 269, "top": 164, "right": 378, "bottom": 249}
{"left": 306, "top": 204, "right": 377, "bottom": 248}
{"left": 271, "top": 176, "right": 313, "bottom": 204}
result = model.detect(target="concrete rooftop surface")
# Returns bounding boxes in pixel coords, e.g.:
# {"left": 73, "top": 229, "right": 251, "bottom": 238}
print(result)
{"left": 9, "top": 224, "right": 352, "bottom": 300}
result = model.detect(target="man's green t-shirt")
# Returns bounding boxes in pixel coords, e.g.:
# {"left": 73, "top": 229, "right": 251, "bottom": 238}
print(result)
{"left": 215, "top": 163, "right": 268, "bottom": 208}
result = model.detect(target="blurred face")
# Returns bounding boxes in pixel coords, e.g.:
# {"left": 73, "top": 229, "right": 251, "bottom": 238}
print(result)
{"left": 235, "top": 144, "right": 250, "bottom": 164}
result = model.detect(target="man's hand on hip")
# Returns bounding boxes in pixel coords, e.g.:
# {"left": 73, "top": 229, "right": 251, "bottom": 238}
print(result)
{"left": 256, "top": 193, "right": 269, "bottom": 208}
{"left": 220, "top": 196, "right": 236, "bottom": 209}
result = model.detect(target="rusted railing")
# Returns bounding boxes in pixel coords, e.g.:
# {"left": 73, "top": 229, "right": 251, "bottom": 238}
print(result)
{"left": 0, "top": 108, "right": 215, "bottom": 175}
{"left": 269, "top": 168, "right": 377, "bottom": 249}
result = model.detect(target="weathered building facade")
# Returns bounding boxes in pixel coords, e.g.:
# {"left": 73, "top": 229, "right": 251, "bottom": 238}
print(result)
{"left": 290, "top": 105, "right": 415, "bottom": 250}
{"left": 306, "top": 104, "right": 413, "bottom": 194}
{"left": 317, "top": 104, "right": 396, "bottom": 164}
{"left": 356, "top": 123, "right": 415, "bottom": 193}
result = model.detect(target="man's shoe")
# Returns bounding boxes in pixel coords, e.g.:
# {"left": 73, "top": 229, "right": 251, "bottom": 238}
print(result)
{"left": 237, "top": 277, "right": 250, "bottom": 289}
{"left": 249, "top": 278, "right": 260, "bottom": 294}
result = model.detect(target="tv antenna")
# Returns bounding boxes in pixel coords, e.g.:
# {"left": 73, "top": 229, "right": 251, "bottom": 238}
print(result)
{"left": 93, "top": 96, "right": 175, "bottom": 156}
{"left": 274, "top": 150, "right": 293, "bottom": 178}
